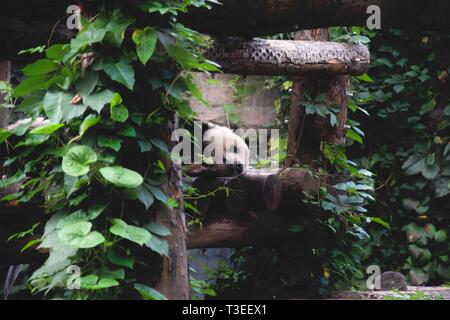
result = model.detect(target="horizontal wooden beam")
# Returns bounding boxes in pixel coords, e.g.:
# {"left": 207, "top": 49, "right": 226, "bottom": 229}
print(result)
{"left": 187, "top": 212, "right": 299, "bottom": 249}
{"left": 206, "top": 38, "right": 370, "bottom": 76}
{"left": 182, "top": 0, "right": 450, "bottom": 37}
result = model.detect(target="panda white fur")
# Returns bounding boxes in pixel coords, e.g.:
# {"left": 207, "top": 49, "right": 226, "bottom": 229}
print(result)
{"left": 202, "top": 122, "right": 250, "bottom": 174}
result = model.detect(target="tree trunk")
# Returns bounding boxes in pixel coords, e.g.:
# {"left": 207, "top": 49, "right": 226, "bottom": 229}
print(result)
{"left": 153, "top": 115, "right": 190, "bottom": 300}
{"left": 286, "top": 30, "right": 350, "bottom": 167}
{"left": 0, "top": 61, "right": 10, "bottom": 129}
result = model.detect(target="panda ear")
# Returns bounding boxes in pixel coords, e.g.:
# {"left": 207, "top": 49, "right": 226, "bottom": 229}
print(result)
{"left": 202, "top": 121, "right": 213, "bottom": 132}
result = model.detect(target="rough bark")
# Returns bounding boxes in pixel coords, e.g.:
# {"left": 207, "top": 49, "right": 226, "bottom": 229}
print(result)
{"left": 186, "top": 167, "right": 319, "bottom": 214}
{"left": 1, "top": 60, "right": 47, "bottom": 266}
{"left": 187, "top": 212, "right": 299, "bottom": 249}
{"left": 153, "top": 115, "right": 190, "bottom": 300}
{"left": 0, "top": 61, "right": 10, "bottom": 129}
{"left": 182, "top": 0, "right": 450, "bottom": 37}
{"left": 206, "top": 38, "right": 370, "bottom": 76}
{"left": 286, "top": 30, "right": 350, "bottom": 167}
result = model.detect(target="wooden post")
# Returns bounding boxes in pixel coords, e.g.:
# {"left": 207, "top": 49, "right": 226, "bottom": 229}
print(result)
{"left": 286, "top": 30, "right": 349, "bottom": 167}
{"left": 154, "top": 114, "right": 190, "bottom": 300}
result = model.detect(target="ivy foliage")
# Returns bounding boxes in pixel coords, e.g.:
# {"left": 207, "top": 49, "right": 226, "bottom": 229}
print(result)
{"left": 352, "top": 28, "right": 450, "bottom": 286}
{"left": 1, "top": 0, "right": 219, "bottom": 299}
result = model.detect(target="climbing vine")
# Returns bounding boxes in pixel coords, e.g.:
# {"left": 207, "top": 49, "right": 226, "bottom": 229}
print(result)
{"left": 0, "top": 1, "right": 219, "bottom": 299}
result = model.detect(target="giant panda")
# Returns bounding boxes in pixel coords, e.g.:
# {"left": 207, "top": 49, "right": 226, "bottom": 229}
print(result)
{"left": 202, "top": 122, "right": 250, "bottom": 175}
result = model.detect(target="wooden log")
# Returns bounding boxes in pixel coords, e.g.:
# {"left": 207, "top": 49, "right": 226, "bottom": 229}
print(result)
{"left": 182, "top": 0, "right": 450, "bottom": 37}
{"left": 241, "top": 169, "right": 283, "bottom": 211}
{"left": 187, "top": 212, "right": 299, "bottom": 249}
{"left": 188, "top": 168, "right": 319, "bottom": 213}
{"left": 205, "top": 38, "right": 370, "bottom": 76}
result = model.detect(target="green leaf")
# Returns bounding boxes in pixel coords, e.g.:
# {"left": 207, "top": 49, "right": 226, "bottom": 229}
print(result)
{"left": 146, "top": 184, "right": 167, "bottom": 203}
{"left": 421, "top": 164, "right": 439, "bottom": 180}
{"left": 13, "top": 75, "right": 51, "bottom": 97}
{"left": 84, "top": 89, "right": 114, "bottom": 113}
{"left": 105, "top": 10, "right": 135, "bottom": 47}
{"left": 369, "top": 217, "right": 390, "bottom": 229}
{"left": 79, "top": 114, "right": 100, "bottom": 136}
{"left": 62, "top": 145, "right": 98, "bottom": 177}
{"left": 435, "top": 230, "right": 447, "bottom": 243}
{"left": 134, "top": 284, "right": 167, "bottom": 300}
{"left": 43, "top": 91, "right": 86, "bottom": 123}
{"left": 107, "top": 248, "right": 134, "bottom": 269}
{"left": 76, "top": 71, "right": 99, "bottom": 100}
{"left": 110, "top": 104, "right": 129, "bottom": 122}
{"left": 87, "top": 203, "right": 108, "bottom": 220}
{"left": 137, "top": 139, "right": 152, "bottom": 153}
{"left": 110, "top": 219, "right": 151, "bottom": 246}
{"left": 346, "top": 128, "right": 363, "bottom": 144}
{"left": 183, "top": 74, "right": 208, "bottom": 105}
{"left": 110, "top": 92, "right": 122, "bottom": 108}
{"left": 30, "top": 124, "right": 64, "bottom": 135}
{"left": 132, "top": 27, "right": 158, "bottom": 65}
{"left": 145, "top": 223, "right": 171, "bottom": 237}
{"left": 46, "top": 44, "right": 69, "bottom": 61}
{"left": 103, "top": 58, "right": 135, "bottom": 90}
{"left": 80, "top": 275, "right": 119, "bottom": 290}
{"left": 100, "top": 166, "right": 143, "bottom": 188}
{"left": 57, "top": 210, "right": 88, "bottom": 229}
{"left": 69, "top": 26, "right": 106, "bottom": 56}
{"left": 150, "top": 138, "right": 169, "bottom": 153}
{"left": 16, "top": 134, "right": 49, "bottom": 147}
{"left": 58, "top": 221, "right": 105, "bottom": 248}
{"left": 0, "top": 129, "right": 13, "bottom": 143}
{"left": 23, "top": 59, "right": 58, "bottom": 76}
{"left": 118, "top": 125, "right": 136, "bottom": 137}
{"left": 97, "top": 135, "right": 122, "bottom": 152}
{"left": 402, "top": 155, "right": 425, "bottom": 176}
{"left": 355, "top": 73, "right": 374, "bottom": 83}
{"left": 393, "top": 84, "right": 405, "bottom": 93}
{"left": 137, "top": 185, "right": 154, "bottom": 210}
{"left": 145, "top": 236, "right": 169, "bottom": 257}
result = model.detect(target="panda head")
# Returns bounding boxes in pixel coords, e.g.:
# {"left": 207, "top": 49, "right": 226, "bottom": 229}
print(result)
{"left": 202, "top": 122, "right": 249, "bottom": 174}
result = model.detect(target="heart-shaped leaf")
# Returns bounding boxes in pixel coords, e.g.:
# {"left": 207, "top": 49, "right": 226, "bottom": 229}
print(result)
{"left": 62, "top": 145, "right": 98, "bottom": 177}
{"left": 58, "top": 221, "right": 105, "bottom": 248}
{"left": 132, "top": 27, "right": 157, "bottom": 65}
{"left": 104, "top": 58, "right": 135, "bottom": 90}
{"left": 100, "top": 166, "right": 143, "bottom": 188}
{"left": 110, "top": 218, "right": 151, "bottom": 246}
